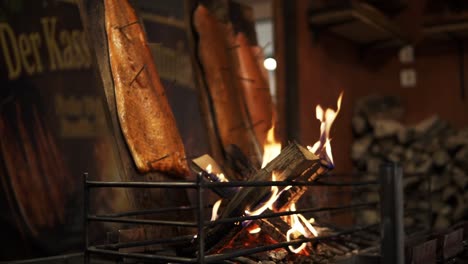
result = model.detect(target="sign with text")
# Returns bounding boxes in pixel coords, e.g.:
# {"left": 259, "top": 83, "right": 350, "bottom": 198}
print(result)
{"left": 0, "top": 0, "right": 130, "bottom": 260}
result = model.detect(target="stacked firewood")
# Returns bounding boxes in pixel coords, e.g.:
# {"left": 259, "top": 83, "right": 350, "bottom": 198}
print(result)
{"left": 351, "top": 95, "right": 468, "bottom": 231}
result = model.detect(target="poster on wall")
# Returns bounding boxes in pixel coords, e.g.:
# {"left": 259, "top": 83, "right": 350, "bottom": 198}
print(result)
{"left": 0, "top": 0, "right": 131, "bottom": 260}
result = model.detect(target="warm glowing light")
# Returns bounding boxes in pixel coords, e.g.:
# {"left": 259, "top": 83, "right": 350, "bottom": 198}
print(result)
{"left": 245, "top": 172, "right": 279, "bottom": 215}
{"left": 262, "top": 125, "right": 281, "bottom": 168}
{"left": 263, "top": 57, "right": 277, "bottom": 71}
{"left": 244, "top": 172, "right": 291, "bottom": 216}
{"left": 217, "top": 173, "right": 227, "bottom": 182}
{"left": 248, "top": 226, "right": 262, "bottom": 234}
{"left": 286, "top": 203, "right": 319, "bottom": 253}
{"left": 211, "top": 199, "right": 223, "bottom": 221}
{"left": 287, "top": 227, "right": 307, "bottom": 253}
{"left": 206, "top": 164, "right": 212, "bottom": 173}
{"left": 245, "top": 186, "right": 278, "bottom": 216}
{"left": 206, "top": 164, "right": 228, "bottom": 182}
{"left": 298, "top": 214, "right": 318, "bottom": 237}
{"left": 308, "top": 92, "right": 343, "bottom": 167}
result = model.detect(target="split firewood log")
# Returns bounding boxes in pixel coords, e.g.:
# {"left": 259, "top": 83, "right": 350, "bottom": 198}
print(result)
{"left": 201, "top": 142, "right": 326, "bottom": 252}
{"left": 104, "top": 0, "right": 189, "bottom": 176}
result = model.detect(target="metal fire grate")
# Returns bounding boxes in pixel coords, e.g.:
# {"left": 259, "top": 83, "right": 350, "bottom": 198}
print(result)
{"left": 83, "top": 164, "right": 406, "bottom": 263}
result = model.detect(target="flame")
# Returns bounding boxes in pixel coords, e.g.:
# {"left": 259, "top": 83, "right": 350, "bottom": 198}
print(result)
{"left": 245, "top": 185, "right": 279, "bottom": 216}
{"left": 217, "top": 172, "right": 227, "bottom": 182}
{"left": 242, "top": 171, "right": 318, "bottom": 255}
{"left": 308, "top": 92, "right": 343, "bottom": 167}
{"left": 206, "top": 163, "right": 227, "bottom": 222}
{"left": 211, "top": 198, "right": 223, "bottom": 221}
{"left": 244, "top": 172, "right": 291, "bottom": 216}
{"left": 262, "top": 125, "right": 281, "bottom": 168}
{"left": 206, "top": 164, "right": 212, "bottom": 173}
{"left": 286, "top": 203, "right": 319, "bottom": 253}
{"left": 206, "top": 164, "right": 228, "bottom": 182}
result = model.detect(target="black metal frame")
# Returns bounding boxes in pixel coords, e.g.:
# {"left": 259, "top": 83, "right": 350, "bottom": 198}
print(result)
{"left": 83, "top": 164, "right": 406, "bottom": 263}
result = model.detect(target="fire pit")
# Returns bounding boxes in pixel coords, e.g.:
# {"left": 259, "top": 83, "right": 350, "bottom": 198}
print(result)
{"left": 82, "top": 158, "right": 413, "bottom": 264}
{"left": 81, "top": 93, "right": 408, "bottom": 263}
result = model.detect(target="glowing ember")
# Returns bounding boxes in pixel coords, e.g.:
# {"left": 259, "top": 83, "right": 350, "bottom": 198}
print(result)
{"left": 248, "top": 226, "right": 262, "bottom": 234}
{"left": 308, "top": 92, "right": 343, "bottom": 167}
{"left": 261, "top": 125, "right": 281, "bottom": 168}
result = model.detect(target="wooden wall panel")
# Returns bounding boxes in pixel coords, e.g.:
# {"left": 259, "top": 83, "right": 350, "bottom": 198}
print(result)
{"left": 292, "top": 0, "right": 468, "bottom": 175}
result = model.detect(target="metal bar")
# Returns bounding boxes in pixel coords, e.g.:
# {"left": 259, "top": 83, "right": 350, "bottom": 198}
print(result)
{"left": 87, "top": 247, "right": 197, "bottom": 263}
{"left": 83, "top": 172, "right": 90, "bottom": 264}
{"left": 328, "top": 172, "right": 436, "bottom": 179}
{"left": 95, "top": 234, "right": 194, "bottom": 250}
{"left": 99, "top": 205, "right": 200, "bottom": 218}
{"left": 5, "top": 253, "right": 84, "bottom": 263}
{"left": 206, "top": 202, "right": 378, "bottom": 226}
{"left": 197, "top": 172, "right": 206, "bottom": 264}
{"left": 86, "top": 180, "right": 198, "bottom": 188}
{"left": 380, "top": 163, "right": 404, "bottom": 264}
{"left": 204, "top": 224, "right": 378, "bottom": 263}
{"left": 87, "top": 215, "right": 198, "bottom": 227}
{"left": 283, "top": 0, "right": 299, "bottom": 141}
{"left": 313, "top": 180, "right": 378, "bottom": 186}
{"left": 203, "top": 180, "right": 378, "bottom": 188}
{"left": 86, "top": 179, "right": 378, "bottom": 189}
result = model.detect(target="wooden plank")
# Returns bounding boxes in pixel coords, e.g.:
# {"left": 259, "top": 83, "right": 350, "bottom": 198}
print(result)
{"left": 77, "top": 0, "right": 192, "bottom": 241}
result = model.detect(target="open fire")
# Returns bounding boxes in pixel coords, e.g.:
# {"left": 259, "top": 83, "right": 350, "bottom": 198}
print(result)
{"left": 201, "top": 93, "right": 344, "bottom": 256}
{"left": 308, "top": 92, "right": 343, "bottom": 167}
{"left": 81, "top": 0, "right": 441, "bottom": 262}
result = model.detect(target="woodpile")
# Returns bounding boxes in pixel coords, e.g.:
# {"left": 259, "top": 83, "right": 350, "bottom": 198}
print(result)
{"left": 351, "top": 95, "right": 468, "bottom": 231}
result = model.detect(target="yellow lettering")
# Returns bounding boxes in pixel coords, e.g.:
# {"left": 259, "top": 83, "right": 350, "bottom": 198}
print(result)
{"left": 80, "top": 32, "right": 91, "bottom": 68}
{"left": 18, "top": 34, "right": 35, "bottom": 75}
{"left": 60, "top": 118, "right": 95, "bottom": 138}
{"left": 59, "top": 30, "right": 73, "bottom": 69}
{"left": 71, "top": 30, "right": 85, "bottom": 68}
{"left": 41, "top": 17, "right": 63, "bottom": 71}
{"left": 29, "top": 32, "right": 43, "bottom": 73}
{"left": 55, "top": 94, "right": 83, "bottom": 117}
{"left": 0, "top": 23, "right": 21, "bottom": 80}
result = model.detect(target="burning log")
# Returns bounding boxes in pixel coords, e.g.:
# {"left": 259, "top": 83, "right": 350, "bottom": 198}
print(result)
{"left": 201, "top": 142, "right": 328, "bottom": 252}
{"left": 193, "top": 93, "right": 343, "bottom": 254}
{"left": 192, "top": 154, "right": 238, "bottom": 199}
{"left": 272, "top": 165, "right": 328, "bottom": 212}
{"left": 256, "top": 215, "right": 289, "bottom": 242}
